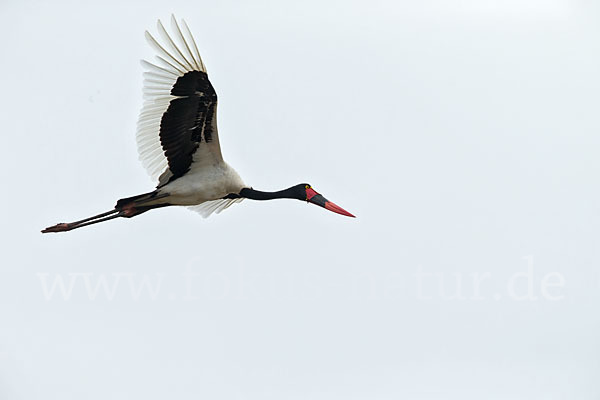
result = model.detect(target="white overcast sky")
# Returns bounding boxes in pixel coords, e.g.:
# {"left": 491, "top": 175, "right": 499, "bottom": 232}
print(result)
{"left": 1, "top": 0, "right": 600, "bottom": 399}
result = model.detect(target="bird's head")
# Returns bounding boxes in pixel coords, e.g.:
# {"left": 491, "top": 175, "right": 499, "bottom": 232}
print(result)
{"left": 294, "top": 183, "right": 355, "bottom": 218}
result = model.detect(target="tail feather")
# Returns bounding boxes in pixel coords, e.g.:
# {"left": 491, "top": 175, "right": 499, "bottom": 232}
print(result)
{"left": 115, "top": 190, "right": 160, "bottom": 209}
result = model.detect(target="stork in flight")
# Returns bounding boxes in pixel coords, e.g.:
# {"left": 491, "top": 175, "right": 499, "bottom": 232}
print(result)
{"left": 42, "top": 16, "right": 354, "bottom": 233}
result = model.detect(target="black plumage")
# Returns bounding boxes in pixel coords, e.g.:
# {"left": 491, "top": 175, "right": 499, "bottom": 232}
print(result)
{"left": 159, "top": 70, "right": 217, "bottom": 183}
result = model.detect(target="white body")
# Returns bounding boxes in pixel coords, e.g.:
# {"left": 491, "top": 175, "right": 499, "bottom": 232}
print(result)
{"left": 158, "top": 160, "right": 245, "bottom": 206}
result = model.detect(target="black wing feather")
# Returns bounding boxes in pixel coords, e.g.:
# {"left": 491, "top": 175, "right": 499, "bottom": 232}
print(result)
{"left": 159, "top": 70, "right": 217, "bottom": 183}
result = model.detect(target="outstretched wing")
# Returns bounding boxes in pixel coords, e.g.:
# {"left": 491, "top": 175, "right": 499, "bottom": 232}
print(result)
{"left": 137, "top": 15, "right": 223, "bottom": 187}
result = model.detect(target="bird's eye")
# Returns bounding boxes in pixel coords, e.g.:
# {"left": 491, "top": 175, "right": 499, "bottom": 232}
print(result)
{"left": 305, "top": 185, "right": 310, "bottom": 189}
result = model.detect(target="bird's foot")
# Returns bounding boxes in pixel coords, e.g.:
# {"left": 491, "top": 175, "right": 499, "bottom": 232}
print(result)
{"left": 41, "top": 223, "right": 72, "bottom": 233}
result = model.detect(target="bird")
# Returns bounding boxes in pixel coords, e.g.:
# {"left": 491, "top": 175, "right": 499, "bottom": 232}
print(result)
{"left": 42, "top": 16, "right": 354, "bottom": 234}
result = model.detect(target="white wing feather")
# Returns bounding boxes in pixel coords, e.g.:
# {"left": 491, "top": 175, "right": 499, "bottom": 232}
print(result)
{"left": 137, "top": 16, "right": 243, "bottom": 218}
{"left": 188, "top": 198, "right": 244, "bottom": 218}
{"left": 136, "top": 15, "right": 208, "bottom": 184}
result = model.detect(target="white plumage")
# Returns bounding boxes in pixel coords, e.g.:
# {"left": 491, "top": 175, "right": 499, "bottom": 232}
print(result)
{"left": 137, "top": 16, "right": 207, "bottom": 183}
{"left": 136, "top": 16, "right": 245, "bottom": 217}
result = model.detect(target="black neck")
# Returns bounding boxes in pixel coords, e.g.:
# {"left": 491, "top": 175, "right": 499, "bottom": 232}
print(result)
{"left": 238, "top": 187, "right": 299, "bottom": 201}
